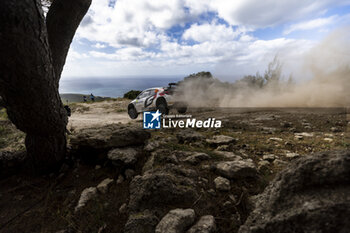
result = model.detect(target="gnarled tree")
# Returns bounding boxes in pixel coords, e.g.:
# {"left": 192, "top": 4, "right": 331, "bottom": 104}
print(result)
{"left": 0, "top": 0, "right": 91, "bottom": 173}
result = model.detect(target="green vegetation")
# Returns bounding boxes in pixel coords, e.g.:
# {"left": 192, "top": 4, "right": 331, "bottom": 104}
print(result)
{"left": 123, "top": 90, "right": 141, "bottom": 99}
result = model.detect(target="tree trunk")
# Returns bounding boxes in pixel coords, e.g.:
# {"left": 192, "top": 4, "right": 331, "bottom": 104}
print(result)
{"left": 0, "top": 0, "right": 91, "bottom": 173}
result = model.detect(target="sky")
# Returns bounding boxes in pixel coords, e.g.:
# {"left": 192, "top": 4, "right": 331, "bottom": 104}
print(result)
{"left": 62, "top": 0, "right": 350, "bottom": 81}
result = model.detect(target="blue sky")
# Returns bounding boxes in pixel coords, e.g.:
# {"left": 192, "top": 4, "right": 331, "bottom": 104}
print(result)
{"left": 62, "top": 0, "right": 350, "bottom": 81}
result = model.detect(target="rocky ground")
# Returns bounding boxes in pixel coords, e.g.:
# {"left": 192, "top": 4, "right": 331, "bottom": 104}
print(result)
{"left": 0, "top": 99, "right": 349, "bottom": 232}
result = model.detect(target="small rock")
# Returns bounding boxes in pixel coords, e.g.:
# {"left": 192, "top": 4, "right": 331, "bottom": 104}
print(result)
{"left": 95, "top": 165, "right": 101, "bottom": 170}
{"left": 331, "top": 127, "right": 341, "bottom": 132}
{"left": 108, "top": 147, "right": 139, "bottom": 165}
{"left": 206, "top": 135, "right": 237, "bottom": 146}
{"left": 295, "top": 132, "right": 314, "bottom": 137}
{"left": 258, "top": 161, "right": 270, "bottom": 172}
{"left": 324, "top": 133, "right": 334, "bottom": 137}
{"left": 294, "top": 135, "right": 303, "bottom": 140}
{"left": 183, "top": 152, "right": 210, "bottom": 165}
{"left": 187, "top": 215, "right": 216, "bottom": 233}
{"left": 117, "top": 175, "right": 124, "bottom": 184}
{"left": 124, "top": 210, "right": 159, "bottom": 233}
{"left": 75, "top": 187, "right": 97, "bottom": 212}
{"left": 207, "top": 189, "right": 216, "bottom": 196}
{"left": 216, "top": 145, "right": 230, "bottom": 151}
{"left": 324, "top": 138, "right": 333, "bottom": 142}
{"left": 262, "top": 154, "right": 275, "bottom": 162}
{"left": 144, "top": 140, "right": 160, "bottom": 152}
{"left": 268, "top": 137, "right": 283, "bottom": 142}
{"left": 285, "top": 152, "right": 300, "bottom": 159}
{"left": 97, "top": 178, "right": 114, "bottom": 194}
{"left": 125, "top": 169, "right": 135, "bottom": 179}
{"left": 214, "top": 151, "right": 241, "bottom": 160}
{"left": 215, "top": 159, "right": 257, "bottom": 179}
{"left": 214, "top": 176, "right": 231, "bottom": 191}
{"left": 155, "top": 208, "right": 195, "bottom": 233}
{"left": 119, "top": 203, "right": 127, "bottom": 214}
{"left": 273, "top": 159, "right": 288, "bottom": 167}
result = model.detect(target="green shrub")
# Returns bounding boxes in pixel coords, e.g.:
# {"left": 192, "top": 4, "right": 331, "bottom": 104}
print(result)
{"left": 123, "top": 90, "right": 141, "bottom": 99}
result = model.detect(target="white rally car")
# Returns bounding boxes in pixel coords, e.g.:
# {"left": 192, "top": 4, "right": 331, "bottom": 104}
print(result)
{"left": 127, "top": 83, "right": 187, "bottom": 119}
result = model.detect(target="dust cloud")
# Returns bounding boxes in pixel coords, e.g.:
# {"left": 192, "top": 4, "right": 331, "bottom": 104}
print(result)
{"left": 177, "top": 28, "right": 350, "bottom": 108}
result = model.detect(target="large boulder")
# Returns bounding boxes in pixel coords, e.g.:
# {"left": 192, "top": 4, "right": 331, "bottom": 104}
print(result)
{"left": 239, "top": 150, "right": 350, "bottom": 233}
{"left": 70, "top": 125, "right": 150, "bottom": 150}
{"left": 107, "top": 147, "right": 139, "bottom": 165}
{"left": 124, "top": 210, "right": 159, "bottom": 233}
{"left": 155, "top": 208, "right": 195, "bottom": 233}
{"left": 128, "top": 172, "right": 198, "bottom": 213}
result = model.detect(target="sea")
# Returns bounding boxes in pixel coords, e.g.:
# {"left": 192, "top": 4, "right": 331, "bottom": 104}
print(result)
{"left": 59, "top": 76, "right": 184, "bottom": 98}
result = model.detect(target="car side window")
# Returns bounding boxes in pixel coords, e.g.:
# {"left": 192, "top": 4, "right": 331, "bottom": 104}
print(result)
{"left": 138, "top": 90, "right": 149, "bottom": 99}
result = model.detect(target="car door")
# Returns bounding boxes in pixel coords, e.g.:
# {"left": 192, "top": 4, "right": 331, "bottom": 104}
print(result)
{"left": 135, "top": 90, "right": 149, "bottom": 112}
{"left": 144, "top": 89, "right": 156, "bottom": 110}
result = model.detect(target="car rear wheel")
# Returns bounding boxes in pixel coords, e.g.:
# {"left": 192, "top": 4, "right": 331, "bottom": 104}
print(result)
{"left": 157, "top": 100, "right": 169, "bottom": 115}
{"left": 128, "top": 106, "right": 138, "bottom": 119}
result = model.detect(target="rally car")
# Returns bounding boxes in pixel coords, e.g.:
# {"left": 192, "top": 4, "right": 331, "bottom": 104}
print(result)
{"left": 127, "top": 83, "right": 187, "bottom": 119}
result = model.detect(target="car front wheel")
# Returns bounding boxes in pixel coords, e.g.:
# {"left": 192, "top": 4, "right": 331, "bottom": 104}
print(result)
{"left": 128, "top": 106, "right": 138, "bottom": 119}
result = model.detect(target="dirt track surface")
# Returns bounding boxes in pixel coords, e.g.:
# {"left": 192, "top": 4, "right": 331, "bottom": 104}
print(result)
{"left": 68, "top": 100, "right": 136, "bottom": 131}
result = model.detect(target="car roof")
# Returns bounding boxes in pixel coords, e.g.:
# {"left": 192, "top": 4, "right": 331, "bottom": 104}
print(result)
{"left": 143, "top": 87, "right": 163, "bottom": 91}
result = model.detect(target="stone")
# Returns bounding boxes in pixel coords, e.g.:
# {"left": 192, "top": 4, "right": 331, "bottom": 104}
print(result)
{"left": 215, "top": 159, "right": 257, "bottom": 179}
{"left": 186, "top": 215, "right": 216, "bottom": 233}
{"left": 124, "top": 210, "right": 159, "bottom": 233}
{"left": 75, "top": 187, "right": 97, "bottom": 212}
{"left": 70, "top": 125, "right": 150, "bottom": 150}
{"left": 155, "top": 208, "right": 195, "bottom": 233}
{"left": 214, "top": 151, "right": 241, "bottom": 160}
{"left": 183, "top": 152, "right": 210, "bottom": 165}
{"left": 258, "top": 161, "right": 270, "bottom": 172}
{"left": 273, "top": 159, "right": 288, "bottom": 167}
{"left": 177, "top": 129, "right": 204, "bottom": 144}
{"left": 239, "top": 150, "right": 350, "bottom": 233}
{"left": 214, "top": 176, "right": 231, "bottom": 191}
{"left": 294, "top": 132, "right": 314, "bottom": 138}
{"left": 107, "top": 147, "right": 139, "bottom": 165}
{"left": 262, "top": 154, "right": 275, "bottom": 162}
{"left": 128, "top": 172, "right": 198, "bottom": 212}
{"left": 144, "top": 140, "right": 160, "bottom": 152}
{"left": 285, "top": 152, "right": 300, "bottom": 158}
{"left": 207, "top": 189, "right": 216, "bottom": 196}
{"left": 268, "top": 137, "right": 283, "bottom": 142}
{"left": 331, "top": 127, "right": 341, "bottom": 132}
{"left": 206, "top": 135, "right": 237, "bottom": 146}
{"left": 97, "top": 178, "right": 114, "bottom": 194}
{"left": 324, "top": 138, "right": 333, "bottom": 142}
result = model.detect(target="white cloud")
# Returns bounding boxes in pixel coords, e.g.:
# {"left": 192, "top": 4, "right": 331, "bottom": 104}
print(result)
{"left": 62, "top": 0, "right": 348, "bottom": 79}
{"left": 186, "top": 0, "right": 349, "bottom": 28}
{"left": 284, "top": 15, "right": 338, "bottom": 35}
{"left": 94, "top": 43, "right": 107, "bottom": 49}
{"left": 182, "top": 21, "right": 240, "bottom": 42}
{"left": 76, "top": 0, "right": 189, "bottom": 48}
